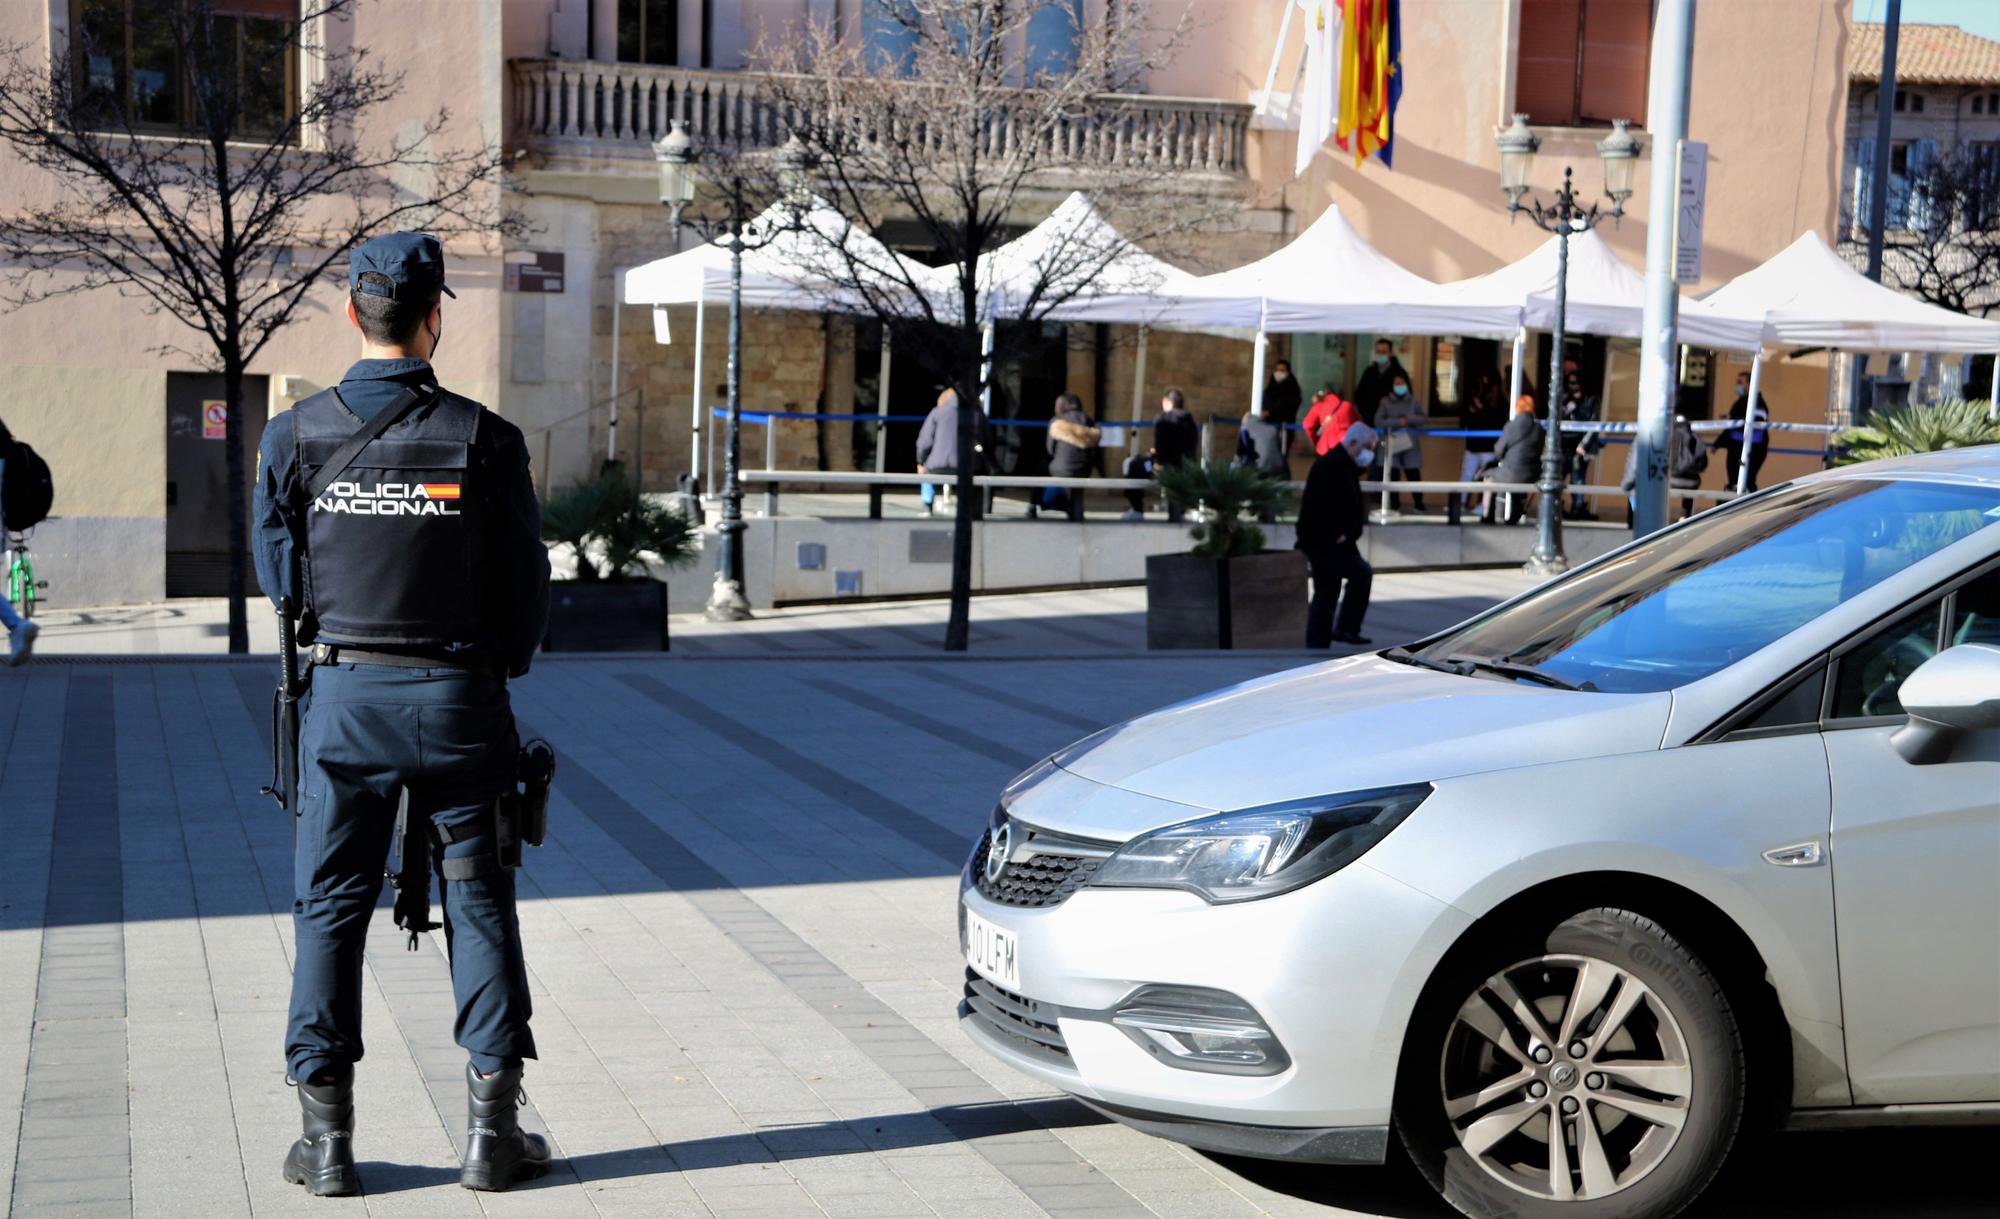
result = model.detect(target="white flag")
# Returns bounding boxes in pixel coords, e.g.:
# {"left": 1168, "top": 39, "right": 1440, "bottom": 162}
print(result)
{"left": 1295, "top": 0, "right": 1341, "bottom": 177}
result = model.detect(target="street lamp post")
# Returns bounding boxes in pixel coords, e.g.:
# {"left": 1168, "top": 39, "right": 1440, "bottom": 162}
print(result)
{"left": 1495, "top": 115, "right": 1639, "bottom": 576}
{"left": 653, "top": 124, "right": 815, "bottom": 621}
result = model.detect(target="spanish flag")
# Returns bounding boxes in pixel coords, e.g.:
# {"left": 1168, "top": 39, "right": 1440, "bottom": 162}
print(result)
{"left": 1334, "top": 0, "right": 1402, "bottom": 169}
{"left": 421, "top": 483, "right": 462, "bottom": 500}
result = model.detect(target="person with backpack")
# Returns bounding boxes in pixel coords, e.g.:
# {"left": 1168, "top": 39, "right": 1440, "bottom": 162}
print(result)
{"left": 1624, "top": 415, "right": 1710, "bottom": 522}
{"left": 0, "top": 419, "right": 49, "bottom": 665}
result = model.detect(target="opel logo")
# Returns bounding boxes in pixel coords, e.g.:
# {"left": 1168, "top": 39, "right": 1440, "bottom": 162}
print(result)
{"left": 984, "top": 823, "right": 1011, "bottom": 883}
{"left": 1551, "top": 1063, "right": 1579, "bottom": 1091}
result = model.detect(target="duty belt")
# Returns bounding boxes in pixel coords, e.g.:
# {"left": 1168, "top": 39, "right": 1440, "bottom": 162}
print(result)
{"left": 311, "top": 644, "right": 503, "bottom": 679}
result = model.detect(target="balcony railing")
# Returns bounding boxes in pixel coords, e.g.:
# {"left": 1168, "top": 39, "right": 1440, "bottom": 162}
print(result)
{"left": 509, "top": 58, "right": 1252, "bottom": 179}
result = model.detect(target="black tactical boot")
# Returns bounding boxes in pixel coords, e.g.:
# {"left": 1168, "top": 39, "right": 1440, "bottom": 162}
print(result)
{"left": 282, "top": 1064, "right": 358, "bottom": 1196}
{"left": 460, "top": 1064, "right": 551, "bottom": 1191}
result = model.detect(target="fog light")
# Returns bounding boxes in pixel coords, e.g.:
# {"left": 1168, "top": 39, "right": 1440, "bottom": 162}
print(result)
{"left": 1110, "top": 986, "right": 1290, "bottom": 1076}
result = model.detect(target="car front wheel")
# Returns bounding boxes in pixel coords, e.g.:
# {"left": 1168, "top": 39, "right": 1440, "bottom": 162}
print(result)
{"left": 1397, "top": 907, "right": 1745, "bottom": 1219}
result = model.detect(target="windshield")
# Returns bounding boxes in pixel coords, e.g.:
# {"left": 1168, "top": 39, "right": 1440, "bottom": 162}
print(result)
{"left": 1416, "top": 478, "right": 2000, "bottom": 693}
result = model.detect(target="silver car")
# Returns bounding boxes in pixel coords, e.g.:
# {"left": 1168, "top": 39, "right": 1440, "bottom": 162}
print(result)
{"left": 957, "top": 449, "right": 2000, "bottom": 1219}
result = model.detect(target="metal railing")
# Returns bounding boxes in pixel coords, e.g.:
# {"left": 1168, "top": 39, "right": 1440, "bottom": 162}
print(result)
{"left": 509, "top": 59, "right": 1253, "bottom": 177}
{"left": 731, "top": 469, "right": 1740, "bottom": 521}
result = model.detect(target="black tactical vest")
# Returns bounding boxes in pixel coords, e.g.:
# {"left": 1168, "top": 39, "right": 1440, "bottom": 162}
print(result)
{"left": 292, "top": 386, "right": 486, "bottom": 648}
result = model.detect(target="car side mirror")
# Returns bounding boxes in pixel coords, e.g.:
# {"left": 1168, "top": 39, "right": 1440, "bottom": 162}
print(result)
{"left": 1890, "top": 643, "right": 2000, "bottom": 765}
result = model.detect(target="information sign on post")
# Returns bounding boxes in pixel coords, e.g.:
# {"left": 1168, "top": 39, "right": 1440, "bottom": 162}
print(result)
{"left": 1675, "top": 140, "right": 1708, "bottom": 285}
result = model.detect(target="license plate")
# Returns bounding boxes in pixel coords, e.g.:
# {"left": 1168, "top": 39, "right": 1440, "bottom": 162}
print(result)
{"left": 965, "top": 908, "right": 1020, "bottom": 991}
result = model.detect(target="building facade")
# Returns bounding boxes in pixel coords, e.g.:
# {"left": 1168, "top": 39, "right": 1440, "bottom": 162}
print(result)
{"left": 0, "top": 0, "right": 1855, "bottom": 606}
{"left": 1842, "top": 21, "right": 2000, "bottom": 402}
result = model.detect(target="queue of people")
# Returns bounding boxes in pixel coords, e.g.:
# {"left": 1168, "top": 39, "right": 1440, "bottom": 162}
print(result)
{"left": 918, "top": 340, "right": 1790, "bottom": 543}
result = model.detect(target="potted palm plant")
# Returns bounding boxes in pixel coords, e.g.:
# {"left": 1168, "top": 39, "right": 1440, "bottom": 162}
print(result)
{"left": 1145, "top": 461, "right": 1306, "bottom": 649}
{"left": 1835, "top": 399, "right": 2000, "bottom": 464}
{"left": 541, "top": 464, "right": 699, "bottom": 651}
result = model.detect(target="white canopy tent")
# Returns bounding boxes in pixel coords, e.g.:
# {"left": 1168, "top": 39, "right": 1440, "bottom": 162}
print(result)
{"left": 971, "top": 191, "right": 1204, "bottom": 326}
{"left": 1684, "top": 231, "right": 2000, "bottom": 355}
{"left": 1165, "top": 203, "right": 1446, "bottom": 415}
{"left": 1679, "top": 230, "right": 2000, "bottom": 490}
{"left": 1406, "top": 228, "right": 1757, "bottom": 349}
{"left": 910, "top": 191, "right": 1213, "bottom": 419}
{"left": 622, "top": 196, "right": 939, "bottom": 484}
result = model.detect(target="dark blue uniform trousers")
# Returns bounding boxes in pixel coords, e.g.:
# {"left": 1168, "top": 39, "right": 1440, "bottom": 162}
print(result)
{"left": 286, "top": 662, "right": 536, "bottom": 1084}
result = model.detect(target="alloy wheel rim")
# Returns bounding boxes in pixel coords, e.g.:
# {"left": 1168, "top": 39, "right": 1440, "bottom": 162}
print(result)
{"left": 1439, "top": 952, "right": 1694, "bottom": 1202}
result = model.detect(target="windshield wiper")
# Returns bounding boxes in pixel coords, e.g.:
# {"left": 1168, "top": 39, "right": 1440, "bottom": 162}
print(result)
{"left": 1381, "top": 646, "right": 1473, "bottom": 677}
{"left": 1443, "top": 654, "right": 1590, "bottom": 692}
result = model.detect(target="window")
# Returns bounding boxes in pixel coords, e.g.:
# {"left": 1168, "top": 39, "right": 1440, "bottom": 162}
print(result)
{"left": 1856, "top": 137, "right": 1937, "bottom": 230}
{"left": 70, "top": 0, "right": 298, "bottom": 140}
{"left": 1946, "top": 566, "right": 2000, "bottom": 648}
{"left": 864, "top": 0, "right": 920, "bottom": 75}
{"left": 1892, "top": 89, "right": 1923, "bottom": 113}
{"left": 1513, "top": 0, "right": 1650, "bottom": 128}
{"left": 1025, "top": 0, "right": 1084, "bottom": 80}
{"left": 1972, "top": 142, "right": 2000, "bottom": 230}
{"left": 617, "top": 0, "right": 677, "bottom": 66}
{"left": 1415, "top": 478, "right": 2000, "bottom": 693}
{"left": 1830, "top": 601, "right": 1943, "bottom": 720}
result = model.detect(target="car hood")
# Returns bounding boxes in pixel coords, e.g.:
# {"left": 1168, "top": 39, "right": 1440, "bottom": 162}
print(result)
{"left": 1007, "top": 654, "right": 1673, "bottom": 841}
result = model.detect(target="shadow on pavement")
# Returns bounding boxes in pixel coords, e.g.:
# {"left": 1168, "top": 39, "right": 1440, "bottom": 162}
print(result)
{"left": 352, "top": 1098, "right": 1108, "bottom": 1196}
{"left": 664, "top": 593, "right": 1504, "bottom": 659}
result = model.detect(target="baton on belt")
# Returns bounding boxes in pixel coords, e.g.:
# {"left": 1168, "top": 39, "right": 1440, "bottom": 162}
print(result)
{"left": 263, "top": 597, "right": 303, "bottom": 812}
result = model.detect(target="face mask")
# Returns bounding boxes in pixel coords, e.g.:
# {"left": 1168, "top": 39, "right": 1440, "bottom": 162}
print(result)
{"left": 1392, "top": 384, "right": 1409, "bottom": 397}
{"left": 426, "top": 313, "right": 443, "bottom": 361}
{"left": 1354, "top": 447, "right": 1375, "bottom": 468}
{"left": 1734, "top": 384, "right": 1747, "bottom": 396}
{"left": 1373, "top": 353, "right": 1390, "bottom": 366}
{"left": 1273, "top": 370, "right": 1288, "bottom": 381}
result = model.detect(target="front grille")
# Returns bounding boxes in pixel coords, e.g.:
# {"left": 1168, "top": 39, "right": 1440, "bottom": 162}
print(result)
{"left": 962, "top": 968, "right": 1070, "bottom": 1065}
{"left": 971, "top": 821, "right": 1115, "bottom": 909}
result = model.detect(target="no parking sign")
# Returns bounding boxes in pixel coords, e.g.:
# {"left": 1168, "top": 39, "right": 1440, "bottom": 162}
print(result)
{"left": 202, "top": 400, "right": 227, "bottom": 439}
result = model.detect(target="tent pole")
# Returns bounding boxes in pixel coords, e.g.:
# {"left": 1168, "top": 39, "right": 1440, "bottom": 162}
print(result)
{"left": 609, "top": 268, "right": 623, "bottom": 469}
{"left": 1251, "top": 328, "right": 1269, "bottom": 418}
{"left": 1508, "top": 327, "right": 1527, "bottom": 404}
{"left": 1132, "top": 325, "right": 1150, "bottom": 436}
{"left": 876, "top": 330, "right": 892, "bottom": 475}
{"left": 692, "top": 297, "right": 706, "bottom": 495}
{"left": 981, "top": 321, "right": 995, "bottom": 414}
{"left": 1738, "top": 351, "right": 1764, "bottom": 496}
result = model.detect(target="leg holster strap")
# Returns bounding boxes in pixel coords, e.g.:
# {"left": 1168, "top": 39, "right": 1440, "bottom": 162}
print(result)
{"left": 440, "top": 855, "right": 499, "bottom": 882}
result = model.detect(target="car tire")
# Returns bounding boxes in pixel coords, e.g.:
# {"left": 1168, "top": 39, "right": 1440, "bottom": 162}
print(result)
{"left": 1395, "top": 907, "right": 1745, "bottom": 1219}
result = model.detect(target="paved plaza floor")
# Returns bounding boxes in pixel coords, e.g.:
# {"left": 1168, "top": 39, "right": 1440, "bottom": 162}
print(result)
{"left": 3, "top": 580, "right": 1991, "bottom": 1217}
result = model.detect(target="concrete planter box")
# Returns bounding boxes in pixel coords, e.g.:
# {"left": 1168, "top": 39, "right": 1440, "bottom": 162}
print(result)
{"left": 544, "top": 579, "right": 668, "bottom": 652}
{"left": 1145, "top": 550, "right": 1307, "bottom": 650}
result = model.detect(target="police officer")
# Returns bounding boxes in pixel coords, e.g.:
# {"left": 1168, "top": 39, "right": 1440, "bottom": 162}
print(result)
{"left": 253, "top": 233, "right": 552, "bottom": 1196}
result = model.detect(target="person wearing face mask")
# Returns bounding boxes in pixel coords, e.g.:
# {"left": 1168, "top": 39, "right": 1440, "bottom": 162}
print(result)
{"left": 1351, "top": 338, "right": 1408, "bottom": 427}
{"left": 1262, "top": 359, "right": 1303, "bottom": 450}
{"left": 1296, "top": 422, "right": 1378, "bottom": 647}
{"left": 253, "top": 233, "right": 554, "bottom": 1196}
{"left": 1722, "top": 370, "right": 1772, "bottom": 492}
{"left": 1373, "top": 370, "right": 1429, "bottom": 512}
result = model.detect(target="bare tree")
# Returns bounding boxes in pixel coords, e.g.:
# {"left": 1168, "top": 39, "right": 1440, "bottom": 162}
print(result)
{"left": 752, "top": 0, "right": 1224, "bottom": 651}
{"left": 1852, "top": 146, "right": 2000, "bottom": 318}
{"left": 0, "top": 0, "right": 521, "bottom": 651}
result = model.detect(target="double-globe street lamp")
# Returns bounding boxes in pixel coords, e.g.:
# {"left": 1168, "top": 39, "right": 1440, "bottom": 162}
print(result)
{"left": 653, "top": 121, "right": 816, "bottom": 621}
{"left": 1494, "top": 114, "right": 1641, "bottom": 575}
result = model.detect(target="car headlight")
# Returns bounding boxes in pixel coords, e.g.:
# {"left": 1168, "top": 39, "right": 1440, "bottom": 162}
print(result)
{"left": 1088, "top": 784, "right": 1432, "bottom": 904}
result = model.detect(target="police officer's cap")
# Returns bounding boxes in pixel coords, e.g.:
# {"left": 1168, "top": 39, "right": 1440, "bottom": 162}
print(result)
{"left": 349, "top": 232, "right": 456, "bottom": 301}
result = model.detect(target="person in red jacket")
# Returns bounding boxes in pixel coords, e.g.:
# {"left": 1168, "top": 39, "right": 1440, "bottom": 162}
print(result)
{"left": 1301, "top": 385, "right": 1360, "bottom": 456}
